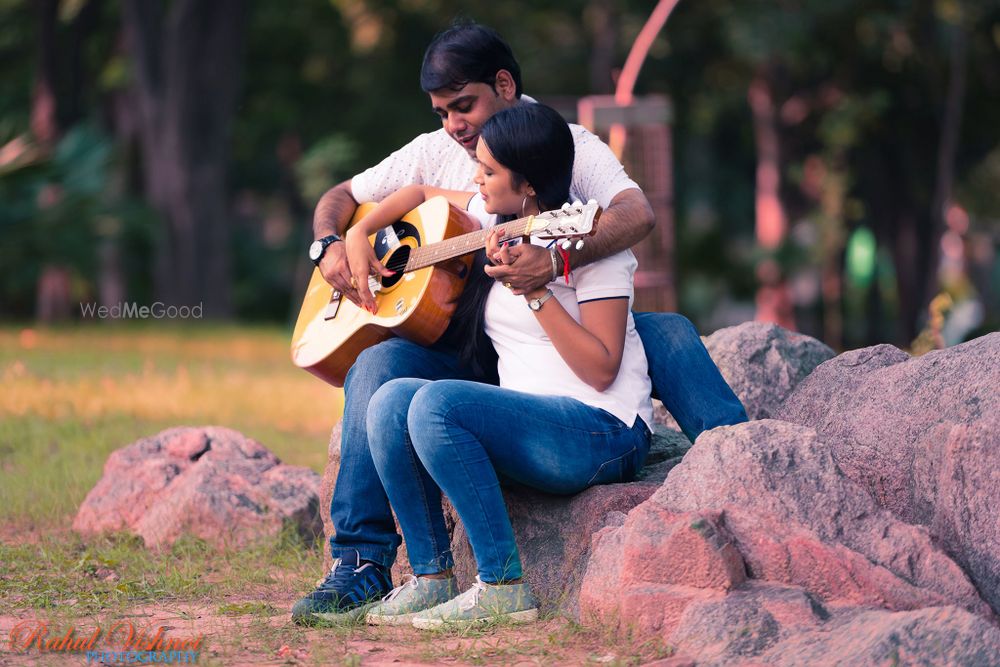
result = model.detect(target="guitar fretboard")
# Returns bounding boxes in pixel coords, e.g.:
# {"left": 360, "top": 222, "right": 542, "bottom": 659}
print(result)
{"left": 403, "top": 216, "right": 534, "bottom": 272}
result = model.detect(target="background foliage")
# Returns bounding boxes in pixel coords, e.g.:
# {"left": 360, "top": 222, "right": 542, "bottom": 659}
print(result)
{"left": 1, "top": 0, "right": 997, "bottom": 350}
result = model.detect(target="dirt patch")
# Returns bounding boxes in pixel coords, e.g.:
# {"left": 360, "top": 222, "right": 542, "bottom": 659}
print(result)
{"left": 1, "top": 593, "right": 673, "bottom": 666}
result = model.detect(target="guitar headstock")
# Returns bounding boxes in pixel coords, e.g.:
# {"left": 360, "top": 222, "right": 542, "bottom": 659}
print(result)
{"left": 527, "top": 200, "right": 601, "bottom": 241}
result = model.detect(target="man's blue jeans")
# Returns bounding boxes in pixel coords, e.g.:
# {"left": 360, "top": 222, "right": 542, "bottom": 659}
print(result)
{"left": 367, "top": 378, "right": 652, "bottom": 582}
{"left": 328, "top": 312, "right": 748, "bottom": 567}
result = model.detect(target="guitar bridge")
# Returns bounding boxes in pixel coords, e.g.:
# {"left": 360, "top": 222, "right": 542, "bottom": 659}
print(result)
{"left": 324, "top": 291, "right": 342, "bottom": 320}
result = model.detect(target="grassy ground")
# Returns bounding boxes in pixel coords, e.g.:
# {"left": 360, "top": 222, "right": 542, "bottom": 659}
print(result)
{"left": 0, "top": 324, "right": 669, "bottom": 665}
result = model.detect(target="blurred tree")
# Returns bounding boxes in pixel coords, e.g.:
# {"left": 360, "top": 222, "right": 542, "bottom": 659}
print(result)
{"left": 122, "top": 0, "right": 244, "bottom": 318}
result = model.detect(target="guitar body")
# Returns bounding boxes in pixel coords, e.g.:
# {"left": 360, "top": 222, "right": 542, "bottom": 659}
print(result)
{"left": 291, "top": 197, "right": 479, "bottom": 387}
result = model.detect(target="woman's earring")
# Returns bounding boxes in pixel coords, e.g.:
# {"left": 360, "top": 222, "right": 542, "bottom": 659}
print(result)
{"left": 521, "top": 196, "right": 529, "bottom": 218}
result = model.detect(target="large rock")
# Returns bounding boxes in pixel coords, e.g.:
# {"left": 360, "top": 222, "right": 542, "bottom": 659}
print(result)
{"left": 580, "top": 420, "right": 994, "bottom": 639}
{"left": 777, "top": 333, "right": 1000, "bottom": 613}
{"left": 757, "top": 605, "right": 1000, "bottom": 666}
{"left": 667, "top": 586, "right": 1000, "bottom": 666}
{"left": 446, "top": 481, "right": 660, "bottom": 617}
{"left": 74, "top": 426, "right": 323, "bottom": 549}
{"left": 653, "top": 322, "right": 834, "bottom": 430}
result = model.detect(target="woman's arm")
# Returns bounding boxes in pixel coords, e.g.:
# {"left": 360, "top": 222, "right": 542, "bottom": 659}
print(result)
{"left": 346, "top": 185, "right": 474, "bottom": 313}
{"left": 530, "top": 294, "right": 629, "bottom": 392}
{"left": 486, "top": 228, "right": 628, "bottom": 392}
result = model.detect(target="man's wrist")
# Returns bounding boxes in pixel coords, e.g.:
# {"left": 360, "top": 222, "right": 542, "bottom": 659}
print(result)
{"left": 549, "top": 248, "right": 563, "bottom": 282}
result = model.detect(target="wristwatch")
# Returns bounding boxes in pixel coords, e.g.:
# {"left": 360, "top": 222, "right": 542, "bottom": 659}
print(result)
{"left": 528, "top": 289, "right": 555, "bottom": 312}
{"left": 309, "top": 234, "right": 342, "bottom": 266}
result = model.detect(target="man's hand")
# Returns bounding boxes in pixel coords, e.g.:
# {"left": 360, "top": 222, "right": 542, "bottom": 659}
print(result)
{"left": 313, "top": 180, "right": 363, "bottom": 305}
{"left": 484, "top": 228, "right": 554, "bottom": 295}
{"left": 317, "top": 242, "right": 362, "bottom": 306}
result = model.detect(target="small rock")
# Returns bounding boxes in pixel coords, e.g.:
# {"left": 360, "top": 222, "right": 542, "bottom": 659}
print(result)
{"left": 74, "top": 426, "right": 323, "bottom": 549}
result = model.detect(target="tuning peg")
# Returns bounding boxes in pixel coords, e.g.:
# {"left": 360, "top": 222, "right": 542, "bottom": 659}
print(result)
{"left": 561, "top": 202, "right": 571, "bottom": 211}
{"left": 573, "top": 200, "right": 583, "bottom": 208}
{"left": 575, "top": 239, "right": 585, "bottom": 250}
{"left": 587, "top": 199, "right": 597, "bottom": 206}
{"left": 560, "top": 239, "right": 572, "bottom": 250}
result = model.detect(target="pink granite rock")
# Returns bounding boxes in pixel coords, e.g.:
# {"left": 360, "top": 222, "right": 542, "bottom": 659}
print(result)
{"left": 580, "top": 420, "right": 994, "bottom": 642}
{"left": 420, "top": 481, "right": 661, "bottom": 617}
{"left": 655, "top": 420, "right": 992, "bottom": 617}
{"left": 778, "top": 333, "right": 1000, "bottom": 613}
{"left": 581, "top": 509, "right": 747, "bottom": 636}
{"left": 756, "top": 605, "right": 1000, "bottom": 666}
{"left": 74, "top": 426, "right": 323, "bottom": 549}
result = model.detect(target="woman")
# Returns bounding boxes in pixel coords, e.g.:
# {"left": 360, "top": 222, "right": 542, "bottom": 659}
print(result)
{"left": 344, "top": 103, "right": 653, "bottom": 629}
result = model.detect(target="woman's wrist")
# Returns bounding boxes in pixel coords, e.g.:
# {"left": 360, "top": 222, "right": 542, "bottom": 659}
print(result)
{"left": 523, "top": 286, "right": 550, "bottom": 301}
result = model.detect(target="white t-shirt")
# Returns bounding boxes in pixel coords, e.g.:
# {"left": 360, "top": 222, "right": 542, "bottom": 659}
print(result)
{"left": 350, "top": 98, "right": 640, "bottom": 209}
{"left": 466, "top": 194, "right": 653, "bottom": 430}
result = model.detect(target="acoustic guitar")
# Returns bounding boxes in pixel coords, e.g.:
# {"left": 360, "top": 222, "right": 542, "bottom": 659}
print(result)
{"left": 291, "top": 196, "right": 600, "bottom": 386}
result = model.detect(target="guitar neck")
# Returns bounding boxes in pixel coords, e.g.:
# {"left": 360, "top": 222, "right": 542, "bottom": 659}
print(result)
{"left": 403, "top": 215, "right": 534, "bottom": 272}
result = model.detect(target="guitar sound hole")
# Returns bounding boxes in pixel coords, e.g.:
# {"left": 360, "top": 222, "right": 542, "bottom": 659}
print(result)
{"left": 381, "top": 245, "right": 410, "bottom": 289}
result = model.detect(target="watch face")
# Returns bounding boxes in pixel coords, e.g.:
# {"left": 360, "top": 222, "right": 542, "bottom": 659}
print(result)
{"left": 309, "top": 240, "right": 323, "bottom": 261}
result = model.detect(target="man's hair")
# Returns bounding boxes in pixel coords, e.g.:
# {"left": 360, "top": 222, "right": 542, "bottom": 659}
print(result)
{"left": 420, "top": 20, "right": 523, "bottom": 97}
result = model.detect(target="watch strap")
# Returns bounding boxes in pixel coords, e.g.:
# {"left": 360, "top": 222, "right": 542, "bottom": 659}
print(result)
{"left": 311, "top": 234, "right": 342, "bottom": 265}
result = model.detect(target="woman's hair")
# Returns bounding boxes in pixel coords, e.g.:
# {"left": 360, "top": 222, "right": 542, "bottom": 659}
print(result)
{"left": 451, "top": 103, "right": 575, "bottom": 378}
{"left": 420, "top": 20, "right": 522, "bottom": 97}
{"left": 479, "top": 104, "right": 574, "bottom": 213}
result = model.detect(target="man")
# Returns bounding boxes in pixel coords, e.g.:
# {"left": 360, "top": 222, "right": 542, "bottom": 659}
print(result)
{"left": 292, "top": 21, "right": 747, "bottom": 625}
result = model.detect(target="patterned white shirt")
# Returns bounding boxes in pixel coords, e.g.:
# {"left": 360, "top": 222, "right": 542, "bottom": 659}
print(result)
{"left": 350, "top": 99, "right": 640, "bottom": 208}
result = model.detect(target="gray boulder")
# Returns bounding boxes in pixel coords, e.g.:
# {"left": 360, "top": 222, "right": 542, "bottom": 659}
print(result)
{"left": 653, "top": 322, "right": 834, "bottom": 430}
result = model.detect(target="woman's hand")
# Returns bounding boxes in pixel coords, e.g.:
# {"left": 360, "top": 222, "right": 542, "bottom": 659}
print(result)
{"left": 485, "top": 227, "right": 555, "bottom": 295}
{"left": 484, "top": 226, "right": 524, "bottom": 292}
{"left": 345, "top": 226, "right": 394, "bottom": 314}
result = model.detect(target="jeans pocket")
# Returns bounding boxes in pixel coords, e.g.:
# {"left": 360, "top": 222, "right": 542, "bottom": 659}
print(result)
{"left": 587, "top": 446, "right": 639, "bottom": 486}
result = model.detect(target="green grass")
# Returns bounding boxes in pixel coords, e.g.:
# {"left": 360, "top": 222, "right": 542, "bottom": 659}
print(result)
{"left": 0, "top": 323, "right": 340, "bottom": 527}
{"left": 0, "top": 324, "right": 675, "bottom": 665}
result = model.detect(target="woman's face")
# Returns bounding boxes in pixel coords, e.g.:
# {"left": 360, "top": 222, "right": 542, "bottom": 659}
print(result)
{"left": 473, "top": 138, "right": 532, "bottom": 215}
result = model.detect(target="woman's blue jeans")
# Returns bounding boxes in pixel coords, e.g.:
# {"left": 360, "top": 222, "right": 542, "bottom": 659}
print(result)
{"left": 328, "top": 312, "right": 747, "bottom": 568}
{"left": 367, "top": 379, "right": 652, "bottom": 583}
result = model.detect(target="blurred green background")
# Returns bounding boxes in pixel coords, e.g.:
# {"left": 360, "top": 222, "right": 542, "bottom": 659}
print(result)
{"left": 1, "top": 0, "right": 998, "bottom": 351}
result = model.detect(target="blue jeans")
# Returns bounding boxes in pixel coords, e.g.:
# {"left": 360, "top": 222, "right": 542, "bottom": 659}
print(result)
{"left": 632, "top": 312, "right": 748, "bottom": 440}
{"left": 328, "top": 312, "right": 746, "bottom": 567}
{"left": 367, "top": 378, "right": 652, "bottom": 582}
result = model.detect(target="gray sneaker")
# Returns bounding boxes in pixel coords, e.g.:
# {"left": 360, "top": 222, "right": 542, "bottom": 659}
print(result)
{"left": 366, "top": 575, "right": 460, "bottom": 626}
{"left": 411, "top": 576, "right": 538, "bottom": 629}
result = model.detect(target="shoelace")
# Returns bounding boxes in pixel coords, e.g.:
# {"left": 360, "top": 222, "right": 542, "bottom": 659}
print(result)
{"left": 458, "top": 576, "right": 488, "bottom": 611}
{"left": 315, "top": 557, "right": 361, "bottom": 590}
{"left": 382, "top": 574, "right": 418, "bottom": 602}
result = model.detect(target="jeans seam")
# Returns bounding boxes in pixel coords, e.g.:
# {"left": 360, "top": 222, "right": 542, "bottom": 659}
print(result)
{"left": 441, "top": 399, "right": 626, "bottom": 437}
{"left": 405, "top": 430, "right": 448, "bottom": 573}
{"left": 586, "top": 446, "right": 638, "bottom": 486}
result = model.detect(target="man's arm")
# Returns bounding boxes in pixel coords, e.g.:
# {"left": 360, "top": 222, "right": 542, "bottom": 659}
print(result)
{"left": 312, "top": 179, "right": 361, "bottom": 302}
{"left": 484, "top": 187, "right": 655, "bottom": 294}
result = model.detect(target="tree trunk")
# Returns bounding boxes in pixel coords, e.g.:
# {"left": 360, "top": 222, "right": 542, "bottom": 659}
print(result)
{"left": 123, "top": 0, "right": 244, "bottom": 318}
{"left": 586, "top": 0, "right": 618, "bottom": 94}
{"left": 926, "top": 22, "right": 968, "bottom": 307}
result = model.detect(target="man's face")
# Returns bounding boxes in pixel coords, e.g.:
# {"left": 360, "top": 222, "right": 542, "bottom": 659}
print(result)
{"left": 429, "top": 82, "right": 515, "bottom": 157}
